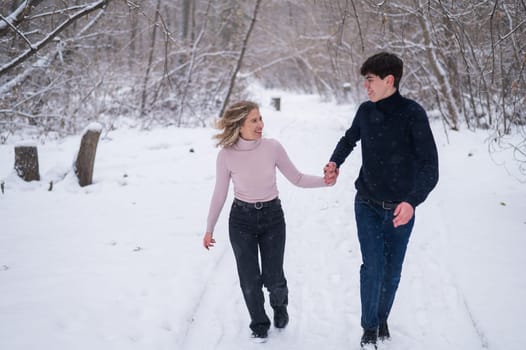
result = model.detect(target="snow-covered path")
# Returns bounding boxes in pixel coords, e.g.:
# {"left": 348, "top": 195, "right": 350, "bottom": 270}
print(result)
{"left": 1, "top": 88, "right": 525, "bottom": 350}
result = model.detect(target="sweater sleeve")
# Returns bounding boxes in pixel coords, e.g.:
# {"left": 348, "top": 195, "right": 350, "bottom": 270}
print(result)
{"left": 329, "top": 104, "right": 362, "bottom": 167}
{"left": 405, "top": 107, "right": 439, "bottom": 207}
{"left": 206, "top": 150, "right": 230, "bottom": 233}
{"left": 274, "top": 140, "right": 327, "bottom": 188}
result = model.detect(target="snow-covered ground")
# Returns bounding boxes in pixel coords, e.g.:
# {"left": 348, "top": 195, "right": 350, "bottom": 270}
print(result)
{"left": 1, "top": 86, "right": 525, "bottom": 350}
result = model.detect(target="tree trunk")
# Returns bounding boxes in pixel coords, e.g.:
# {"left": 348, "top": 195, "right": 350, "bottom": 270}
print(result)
{"left": 181, "top": 0, "right": 192, "bottom": 41}
{"left": 75, "top": 128, "right": 101, "bottom": 187}
{"left": 14, "top": 145, "right": 40, "bottom": 181}
{"left": 129, "top": 6, "right": 139, "bottom": 70}
{"left": 418, "top": 11, "right": 460, "bottom": 130}
{"left": 139, "top": 0, "right": 162, "bottom": 118}
{"left": 219, "top": 0, "right": 262, "bottom": 118}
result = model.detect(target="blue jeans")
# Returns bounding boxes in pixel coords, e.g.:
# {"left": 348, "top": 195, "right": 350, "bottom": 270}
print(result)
{"left": 229, "top": 198, "right": 288, "bottom": 334}
{"left": 354, "top": 195, "right": 415, "bottom": 331}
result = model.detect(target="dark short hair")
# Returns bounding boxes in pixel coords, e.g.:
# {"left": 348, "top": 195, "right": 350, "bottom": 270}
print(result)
{"left": 360, "top": 52, "right": 403, "bottom": 89}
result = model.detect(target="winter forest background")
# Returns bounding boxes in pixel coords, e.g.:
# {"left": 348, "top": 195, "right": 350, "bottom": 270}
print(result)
{"left": 1, "top": 2, "right": 526, "bottom": 349}
{"left": 1, "top": 0, "right": 526, "bottom": 175}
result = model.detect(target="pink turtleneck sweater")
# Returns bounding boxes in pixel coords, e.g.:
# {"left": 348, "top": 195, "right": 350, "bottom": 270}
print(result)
{"left": 206, "top": 137, "right": 328, "bottom": 233}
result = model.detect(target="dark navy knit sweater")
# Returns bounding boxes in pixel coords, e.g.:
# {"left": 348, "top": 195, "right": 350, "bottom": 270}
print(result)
{"left": 329, "top": 90, "right": 439, "bottom": 208}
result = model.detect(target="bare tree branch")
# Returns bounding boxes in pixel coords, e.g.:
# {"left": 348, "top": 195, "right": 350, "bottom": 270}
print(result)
{"left": 0, "top": 0, "right": 45, "bottom": 35}
{"left": 0, "top": 13, "right": 33, "bottom": 48}
{"left": 0, "top": 0, "right": 110, "bottom": 77}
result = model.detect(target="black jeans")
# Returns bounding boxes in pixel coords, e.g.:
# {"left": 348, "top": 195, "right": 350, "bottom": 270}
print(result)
{"left": 228, "top": 198, "right": 288, "bottom": 334}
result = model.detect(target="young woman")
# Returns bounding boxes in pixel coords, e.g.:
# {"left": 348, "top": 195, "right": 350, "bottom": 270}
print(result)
{"left": 203, "top": 101, "right": 333, "bottom": 341}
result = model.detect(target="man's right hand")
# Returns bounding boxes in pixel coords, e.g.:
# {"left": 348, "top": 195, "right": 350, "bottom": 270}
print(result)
{"left": 324, "top": 161, "right": 339, "bottom": 185}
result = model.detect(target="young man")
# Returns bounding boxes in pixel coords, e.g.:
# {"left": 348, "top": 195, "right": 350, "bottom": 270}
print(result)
{"left": 324, "top": 52, "right": 439, "bottom": 349}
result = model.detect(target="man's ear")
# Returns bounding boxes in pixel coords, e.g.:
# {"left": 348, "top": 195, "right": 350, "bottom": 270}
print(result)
{"left": 386, "top": 74, "right": 395, "bottom": 87}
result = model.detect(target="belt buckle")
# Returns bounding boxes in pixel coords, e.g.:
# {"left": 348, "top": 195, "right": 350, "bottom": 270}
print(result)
{"left": 254, "top": 202, "right": 263, "bottom": 210}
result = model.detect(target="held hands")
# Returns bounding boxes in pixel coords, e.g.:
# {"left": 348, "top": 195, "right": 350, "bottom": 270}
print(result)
{"left": 393, "top": 202, "right": 414, "bottom": 228}
{"left": 203, "top": 232, "right": 216, "bottom": 250}
{"left": 323, "top": 161, "right": 339, "bottom": 185}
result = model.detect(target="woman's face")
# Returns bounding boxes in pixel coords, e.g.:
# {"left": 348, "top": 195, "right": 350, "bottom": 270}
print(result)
{"left": 239, "top": 108, "right": 264, "bottom": 140}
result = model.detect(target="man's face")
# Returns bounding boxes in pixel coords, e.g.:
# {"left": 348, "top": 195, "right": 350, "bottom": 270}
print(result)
{"left": 363, "top": 73, "right": 394, "bottom": 102}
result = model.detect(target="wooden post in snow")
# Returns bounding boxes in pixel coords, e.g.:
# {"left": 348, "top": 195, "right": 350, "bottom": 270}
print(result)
{"left": 75, "top": 123, "right": 102, "bottom": 187}
{"left": 271, "top": 97, "right": 281, "bottom": 111}
{"left": 14, "top": 142, "right": 40, "bottom": 181}
{"left": 343, "top": 82, "right": 351, "bottom": 101}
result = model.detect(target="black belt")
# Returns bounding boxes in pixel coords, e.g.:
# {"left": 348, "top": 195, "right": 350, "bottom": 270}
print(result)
{"left": 233, "top": 197, "right": 280, "bottom": 210}
{"left": 357, "top": 194, "right": 400, "bottom": 210}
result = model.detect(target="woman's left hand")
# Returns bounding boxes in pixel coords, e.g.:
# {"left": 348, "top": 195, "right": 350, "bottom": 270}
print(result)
{"left": 393, "top": 202, "right": 414, "bottom": 228}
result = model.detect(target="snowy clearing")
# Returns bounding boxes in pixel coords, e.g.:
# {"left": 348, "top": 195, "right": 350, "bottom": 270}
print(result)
{"left": 1, "top": 87, "right": 525, "bottom": 350}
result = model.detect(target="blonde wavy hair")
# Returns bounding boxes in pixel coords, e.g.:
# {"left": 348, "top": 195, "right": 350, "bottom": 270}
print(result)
{"left": 213, "top": 101, "right": 259, "bottom": 147}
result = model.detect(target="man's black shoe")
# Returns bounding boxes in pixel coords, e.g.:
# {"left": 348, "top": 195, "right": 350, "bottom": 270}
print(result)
{"left": 360, "top": 329, "right": 377, "bottom": 349}
{"left": 378, "top": 322, "right": 390, "bottom": 341}
{"left": 250, "top": 330, "right": 268, "bottom": 343}
{"left": 273, "top": 306, "right": 289, "bottom": 328}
